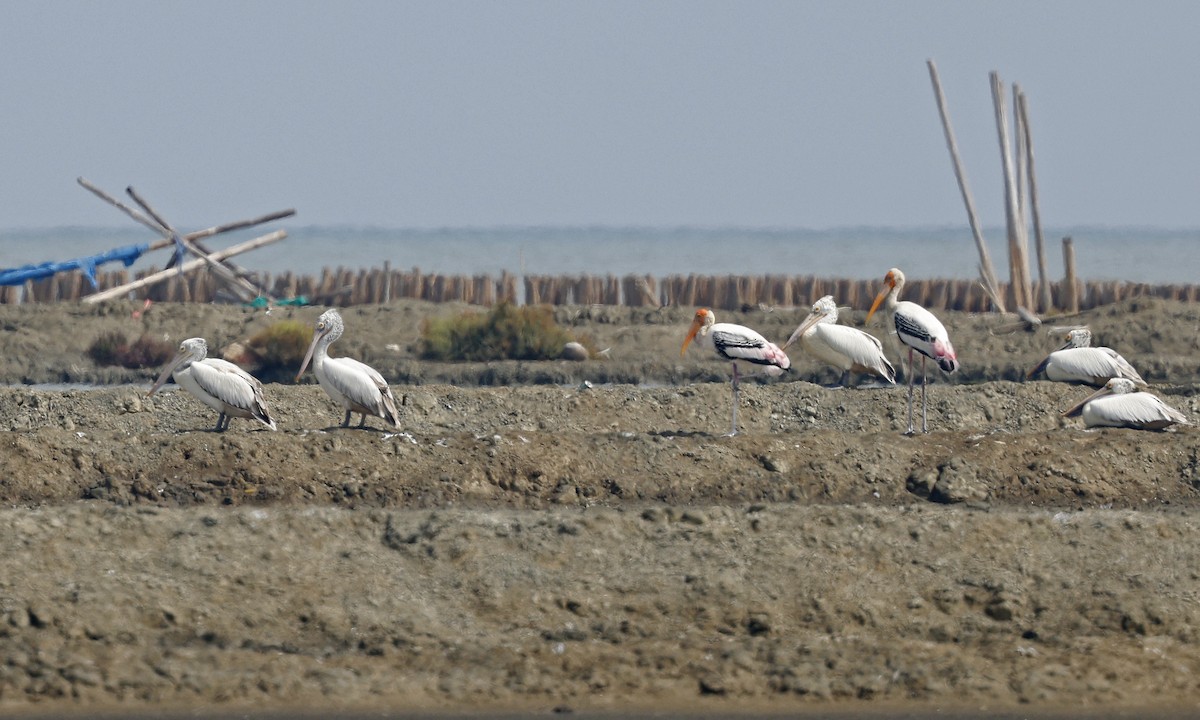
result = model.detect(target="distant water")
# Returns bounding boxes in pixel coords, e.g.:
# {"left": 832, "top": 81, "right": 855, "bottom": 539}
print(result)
{"left": 1, "top": 225, "right": 1197, "bottom": 284}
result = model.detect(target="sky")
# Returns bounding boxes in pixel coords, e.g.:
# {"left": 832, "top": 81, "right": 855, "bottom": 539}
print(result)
{"left": 1, "top": 1, "right": 1198, "bottom": 231}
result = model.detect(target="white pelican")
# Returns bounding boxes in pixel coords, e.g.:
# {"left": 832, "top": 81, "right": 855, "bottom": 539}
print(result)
{"left": 866, "top": 268, "right": 959, "bottom": 434}
{"left": 783, "top": 295, "right": 896, "bottom": 387}
{"left": 1027, "top": 327, "right": 1146, "bottom": 387}
{"left": 680, "top": 308, "right": 790, "bottom": 436}
{"left": 1062, "top": 377, "right": 1187, "bottom": 431}
{"left": 148, "top": 337, "right": 276, "bottom": 432}
{"left": 296, "top": 308, "right": 401, "bottom": 430}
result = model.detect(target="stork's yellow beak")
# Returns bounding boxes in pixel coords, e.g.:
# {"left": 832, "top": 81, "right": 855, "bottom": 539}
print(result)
{"left": 866, "top": 272, "right": 896, "bottom": 323}
{"left": 680, "top": 316, "right": 702, "bottom": 356}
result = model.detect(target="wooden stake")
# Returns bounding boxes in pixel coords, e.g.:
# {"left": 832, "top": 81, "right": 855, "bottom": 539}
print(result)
{"left": 1062, "top": 236, "right": 1079, "bottom": 314}
{"left": 1017, "top": 89, "right": 1053, "bottom": 313}
{"left": 990, "top": 71, "right": 1034, "bottom": 312}
{"left": 926, "top": 60, "right": 1006, "bottom": 312}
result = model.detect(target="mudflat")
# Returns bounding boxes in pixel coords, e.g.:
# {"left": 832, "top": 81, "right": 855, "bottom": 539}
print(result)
{"left": 0, "top": 297, "right": 1198, "bottom": 716}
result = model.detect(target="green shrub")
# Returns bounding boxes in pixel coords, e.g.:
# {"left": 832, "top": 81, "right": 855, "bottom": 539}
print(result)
{"left": 419, "top": 303, "right": 575, "bottom": 361}
{"left": 246, "top": 320, "right": 312, "bottom": 371}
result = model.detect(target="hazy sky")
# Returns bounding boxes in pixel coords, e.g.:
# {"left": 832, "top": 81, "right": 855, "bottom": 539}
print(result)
{"left": 2, "top": 1, "right": 1197, "bottom": 230}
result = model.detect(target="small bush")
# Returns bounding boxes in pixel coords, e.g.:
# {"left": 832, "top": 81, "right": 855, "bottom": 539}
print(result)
{"left": 87, "top": 331, "right": 175, "bottom": 369}
{"left": 246, "top": 320, "right": 312, "bottom": 371}
{"left": 123, "top": 334, "right": 175, "bottom": 369}
{"left": 87, "top": 330, "right": 128, "bottom": 367}
{"left": 419, "top": 302, "right": 576, "bottom": 361}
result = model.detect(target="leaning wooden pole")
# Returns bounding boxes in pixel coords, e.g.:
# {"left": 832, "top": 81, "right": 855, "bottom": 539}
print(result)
{"left": 83, "top": 230, "right": 286, "bottom": 304}
{"left": 926, "top": 59, "right": 1006, "bottom": 313}
{"left": 124, "top": 186, "right": 263, "bottom": 302}
{"left": 1018, "top": 89, "right": 1053, "bottom": 313}
{"left": 990, "top": 71, "right": 1034, "bottom": 312}
{"left": 79, "top": 178, "right": 295, "bottom": 241}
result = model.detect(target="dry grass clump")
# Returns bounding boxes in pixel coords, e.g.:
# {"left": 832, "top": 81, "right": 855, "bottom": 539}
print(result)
{"left": 87, "top": 331, "right": 175, "bottom": 369}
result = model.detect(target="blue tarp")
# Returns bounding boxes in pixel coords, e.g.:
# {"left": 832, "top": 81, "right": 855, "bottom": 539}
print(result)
{"left": 0, "top": 243, "right": 150, "bottom": 288}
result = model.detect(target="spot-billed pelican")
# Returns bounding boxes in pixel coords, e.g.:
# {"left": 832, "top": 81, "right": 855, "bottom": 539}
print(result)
{"left": 867, "top": 268, "right": 959, "bottom": 434}
{"left": 680, "top": 308, "right": 790, "bottom": 436}
{"left": 297, "top": 308, "right": 401, "bottom": 430}
{"left": 148, "top": 337, "right": 276, "bottom": 432}
{"left": 783, "top": 295, "right": 895, "bottom": 387}
{"left": 1062, "top": 377, "right": 1187, "bottom": 430}
{"left": 1027, "top": 327, "right": 1146, "bottom": 387}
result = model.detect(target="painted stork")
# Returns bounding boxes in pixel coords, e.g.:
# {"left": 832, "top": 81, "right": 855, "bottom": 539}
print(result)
{"left": 296, "top": 308, "right": 402, "bottom": 430}
{"left": 1027, "top": 327, "right": 1146, "bottom": 387}
{"left": 866, "top": 268, "right": 959, "bottom": 434}
{"left": 680, "top": 308, "right": 790, "bottom": 436}
{"left": 783, "top": 295, "right": 896, "bottom": 387}
{"left": 1062, "top": 377, "right": 1187, "bottom": 430}
{"left": 148, "top": 337, "right": 276, "bottom": 432}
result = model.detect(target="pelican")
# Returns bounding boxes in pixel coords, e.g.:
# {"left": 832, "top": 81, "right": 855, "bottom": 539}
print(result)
{"left": 1027, "top": 327, "right": 1146, "bottom": 387}
{"left": 296, "top": 308, "right": 401, "bottom": 430}
{"left": 148, "top": 337, "right": 276, "bottom": 432}
{"left": 783, "top": 295, "right": 896, "bottom": 387}
{"left": 867, "top": 268, "right": 959, "bottom": 434}
{"left": 1063, "top": 377, "right": 1187, "bottom": 430}
{"left": 680, "top": 308, "right": 790, "bottom": 436}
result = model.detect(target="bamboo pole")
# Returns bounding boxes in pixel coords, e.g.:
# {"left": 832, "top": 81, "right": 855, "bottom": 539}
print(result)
{"left": 990, "top": 71, "right": 1034, "bottom": 312}
{"left": 182, "top": 208, "right": 296, "bottom": 241}
{"left": 1014, "top": 85, "right": 1029, "bottom": 274}
{"left": 1012, "top": 82, "right": 1037, "bottom": 314}
{"left": 82, "top": 230, "right": 286, "bottom": 304}
{"left": 1017, "top": 89, "right": 1053, "bottom": 313}
{"left": 124, "top": 186, "right": 263, "bottom": 302}
{"left": 926, "top": 60, "right": 1006, "bottom": 313}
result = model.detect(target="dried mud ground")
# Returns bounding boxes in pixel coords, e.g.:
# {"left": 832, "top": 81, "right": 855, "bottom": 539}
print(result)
{"left": 1, "top": 297, "right": 1200, "bottom": 717}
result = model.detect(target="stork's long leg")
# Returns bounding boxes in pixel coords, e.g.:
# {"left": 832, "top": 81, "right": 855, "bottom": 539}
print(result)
{"left": 214, "top": 412, "right": 228, "bottom": 432}
{"left": 727, "top": 361, "right": 740, "bottom": 437}
{"left": 904, "top": 348, "right": 916, "bottom": 435}
{"left": 358, "top": 414, "right": 367, "bottom": 429}
{"left": 921, "top": 355, "right": 929, "bottom": 433}
{"left": 342, "top": 410, "right": 352, "bottom": 428}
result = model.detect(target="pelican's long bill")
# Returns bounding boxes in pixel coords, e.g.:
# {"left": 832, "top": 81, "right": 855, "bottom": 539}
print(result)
{"left": 1062, "top": 384, "right": 1115, "bottom": 418}
{"left": 296, "top": 323, "right": 331, "bottom": 381}
{"left": 1026, "top": 357, "right": 1050, "bottom": 380}
{"left": 783, "top": 308, "right": 827, "bottom": 351}
{"left": 148, "top": 347, "right": 191, "bottom": 396}
{"left": 680, "top": 311, "right": 705, "bottom": 357}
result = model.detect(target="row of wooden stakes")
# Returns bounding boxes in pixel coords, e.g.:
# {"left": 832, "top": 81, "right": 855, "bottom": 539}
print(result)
{"left": 3, "top": 265, "right": 1196, "bottom": 314}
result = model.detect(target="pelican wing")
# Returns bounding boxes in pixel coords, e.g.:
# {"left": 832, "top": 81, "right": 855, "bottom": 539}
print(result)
{"left": 1086, "top": 393, "right": 1188, "bottom": 430}
{"left": 190, "top": 359, "right": 275, "bottom": 428}
{"left": 1050, "top": 348, "right": 1146, "bottom": 386}
{"left": 809, "top": 324, "right": 895, "bottom": 383}
{"left": 1096, "top": 347, "right": 1147, "bottom": 386}
{"left": 326, "top": 357, "right": 401, "bottom": 425}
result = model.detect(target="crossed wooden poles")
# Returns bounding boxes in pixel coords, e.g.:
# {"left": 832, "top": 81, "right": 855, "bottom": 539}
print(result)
{"left": 76, "top": 177, "right": 294, "bottom": 305}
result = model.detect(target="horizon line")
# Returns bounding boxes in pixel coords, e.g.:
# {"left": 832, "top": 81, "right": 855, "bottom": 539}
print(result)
{"left": 2, "top": 222, "right": 1199, "bottom": 235}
